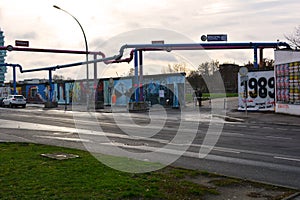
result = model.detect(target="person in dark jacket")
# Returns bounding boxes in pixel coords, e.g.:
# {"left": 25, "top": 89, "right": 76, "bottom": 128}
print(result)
{"left": 194, "top": 88, "right": 202, "bottom": 107}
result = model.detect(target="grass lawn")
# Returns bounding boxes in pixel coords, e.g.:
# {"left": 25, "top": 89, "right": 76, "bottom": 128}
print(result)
{"left": 0, "top": 143, "right": 297, "bottom": 200}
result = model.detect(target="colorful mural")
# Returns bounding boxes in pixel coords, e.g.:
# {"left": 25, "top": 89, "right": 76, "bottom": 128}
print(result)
{"left": 52, "top": 82, "right": 74, "bottom": 104}
{"left": 26, "top": 84, "right": 48, "bottom": 103}
{"left": 9, "top": 73, "right": 186, "bottom": 108}
{"left": 0, "top": 86, "right": 10, "bottom": 97}
{"left": 143, "top": 74, "right": 185, "bottom": 107}
{"left": 114, "top": 78, "right": 132, "bottom": 106}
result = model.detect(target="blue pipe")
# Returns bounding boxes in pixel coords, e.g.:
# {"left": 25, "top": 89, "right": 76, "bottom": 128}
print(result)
{"left": 120, "top": 42, "right": 290, "bottom": 53}
{"left": 139, "top": 50, "right": 144, "bottom": 101}
{"left": 0, "top": 63, "right": 22, "bottom": 95}
{"left": 3, "top": 41, "right": 290, "bottom": 75}
{"left": 134, "top": 50, "right": 139, "bottom": 102}
{"left": 49, "top": 70, "right": 53, "bottom": 102}
{"left": 254, "top": 46, "right": 258, "bottom": 68}
{"left": 13, "top": 66, "right": 16, "bottom": 95}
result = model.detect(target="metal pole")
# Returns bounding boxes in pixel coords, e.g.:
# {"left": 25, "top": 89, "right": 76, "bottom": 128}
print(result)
{"left": 49, "top": 70, "right": 53, "bottom": 102}
{"left": 244, "top": 80, "right": 248, "bottom": 116}
{"left": 134, "top": 50, "right": 139, "bottom": 102}
{"left": 12, "top": 66, "right": 17, "bottom": 95}
{"left": 139, "top": 50, "right": 143, "bottom": 101}
{"left": 64, "top": 82, "right": 67, "bottom": 111}
{"left": 94, "top": 54, "right": 97, "bottom": 107}
{"left": 254, "top": 45, "right": 258, "bottom": 69}
{"left": 259, "top": 48, "right": 264, "bottom": 68}
{"left": 53, "top": 5, "right": 89, "bottom": 109}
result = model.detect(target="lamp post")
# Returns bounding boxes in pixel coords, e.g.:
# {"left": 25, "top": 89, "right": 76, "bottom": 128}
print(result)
{"left": 53, "top": 5, "right": 90, "bottom": 109}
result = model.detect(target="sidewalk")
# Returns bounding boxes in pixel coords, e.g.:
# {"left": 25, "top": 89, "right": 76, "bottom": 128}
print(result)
{"left": 28, "top": 97, "right": 300, "bottom": 126}
{"left": 222, "top": 97, "right": 300, "bottom": 126}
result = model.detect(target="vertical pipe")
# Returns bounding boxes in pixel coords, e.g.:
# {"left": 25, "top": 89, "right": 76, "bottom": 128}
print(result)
{"left": 259, "top": 48, "right": 264, "bottom": 68}
{"left": 64, "top": 82, "right": 67, "bottom": 111}
{"left": 139, "top": 50, "right": 144, "bottom": 101}
{"left": 173, "top": 82, "right": 179, "bottom": 108}
{"left": 254, "top": 46, "right": 258, "bottom": 69}
{"left": 12, "top": 66, "right": 17, "bottom": 95}
{"left": 49, "top": 70, "right": 52, "bottom": 102}
{"left": 134, "top": 50, "right": 139, "bottom": 102}
{"left": 94, "top": 54, "right": 97, "bottom": 106}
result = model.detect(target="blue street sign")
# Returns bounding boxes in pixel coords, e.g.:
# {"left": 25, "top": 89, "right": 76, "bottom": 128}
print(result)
{"left": 207, "top": 34, "right": 228, "bottom": 42}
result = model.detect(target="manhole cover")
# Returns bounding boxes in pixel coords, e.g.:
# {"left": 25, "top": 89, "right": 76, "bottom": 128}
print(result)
{"left": 41, "top": 152, "right": 79, "bottom": 160}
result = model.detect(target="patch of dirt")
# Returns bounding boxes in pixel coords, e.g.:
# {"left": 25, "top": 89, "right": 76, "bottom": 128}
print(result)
{"left": 185, "top": 174, "right": 296, "bottom": 200}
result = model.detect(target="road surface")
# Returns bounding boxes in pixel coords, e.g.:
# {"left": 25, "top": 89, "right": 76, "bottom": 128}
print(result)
{"left": 0, "top": 105, "right": 299, "bottom": 189}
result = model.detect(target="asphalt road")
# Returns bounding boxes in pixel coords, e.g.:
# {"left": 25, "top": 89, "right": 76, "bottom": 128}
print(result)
{"left": 0, "top": 105, "right": 299, "bottom": 189}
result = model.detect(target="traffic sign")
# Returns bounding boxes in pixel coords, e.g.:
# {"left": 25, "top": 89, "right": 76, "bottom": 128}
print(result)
{"left": 15, "top": 40, "right": 29, "bottom": 47}
{"left": 201, "top": 35, "right": 207, "bottom": 41}
{"left": 207, "top": 34, "right": 227, "bottom": 42}
{"left": 239, "top": 67, "right": 248, "bottom": 76}
{"left": 240, "top": 75, "right": 249, "bottom": 82}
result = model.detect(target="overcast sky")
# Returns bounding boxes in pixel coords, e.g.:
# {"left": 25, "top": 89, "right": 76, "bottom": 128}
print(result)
{"left": 1, "top": 0, "right": 299, "bottom": 81}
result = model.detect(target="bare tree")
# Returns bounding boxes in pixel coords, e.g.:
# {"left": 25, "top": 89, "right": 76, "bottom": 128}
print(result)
{"left": 197, "top": 60, "right": 219, "bottom": 76}
{"left": 285, "top": 25, "right": 300, "bottom": 49}
{"left": 162, "top": 63, "right": 190, "bottom": 75}
{"left": 53, "top": 74, "right": 64, "bottom": 80}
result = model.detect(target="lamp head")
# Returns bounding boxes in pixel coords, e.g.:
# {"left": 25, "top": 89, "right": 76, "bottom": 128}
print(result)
{"left": 53, "top": 5, "right": 61, "bottom": 10}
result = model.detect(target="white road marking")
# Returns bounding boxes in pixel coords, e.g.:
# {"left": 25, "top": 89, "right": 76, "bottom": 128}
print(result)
{"left": 265, "top": 136, "right": 292, "bottom": 140}
{"left": 249, "top": 125, "right": 260, "bottom": 129}
{"left": 261, "top": 126, "right": 274, "bottom": 130}
{"left": 274, "top": 156, "right": 300, "bottom": 162}
{"left": 212, "top": 147, "right": 240, "bottom": 154}
{"left": 35, "top": 135, "right": 91, "bottom": 143}
{"left": 292, "top": 129, "right": 300, "bottom": 132}
{"left": 276, "top": 128, "right": 288, "bottom": 131}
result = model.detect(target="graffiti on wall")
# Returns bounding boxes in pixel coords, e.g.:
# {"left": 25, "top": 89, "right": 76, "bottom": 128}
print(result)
{"left": 26, "top": 84, "right": 48, "bottom": 103}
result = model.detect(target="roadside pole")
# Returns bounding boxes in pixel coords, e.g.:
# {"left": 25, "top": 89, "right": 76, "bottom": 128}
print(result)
{"left": 239, "top": 67, "right": 249, "bottom": 116}
{"left": 244, "top": 80, "right": 248, "bottom": 116}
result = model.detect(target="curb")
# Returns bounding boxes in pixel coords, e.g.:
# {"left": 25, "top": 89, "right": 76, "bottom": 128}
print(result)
{"left": 282, "top": 192, "right": 300, "bottom": 200}
{"left": 212, "top": 114, "right": 245, "bottom": 122}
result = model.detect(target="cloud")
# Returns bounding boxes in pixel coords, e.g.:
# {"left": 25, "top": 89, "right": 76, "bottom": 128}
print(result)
{"left": 89, "top": 37, "right": 106, "bottom": 50}
{"left": 145, "top": 52, "right": 178, "bottom": 62}
{"left": 1, "top": 0, "right": 300, "bottom": 81}
{"left": 13, "top": 32, "right": 37, "bottom": 40}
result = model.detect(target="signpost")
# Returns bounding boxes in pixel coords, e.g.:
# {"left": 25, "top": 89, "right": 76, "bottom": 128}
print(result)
{"left": 239, "top": 67, "right": 249, "bottom": 115}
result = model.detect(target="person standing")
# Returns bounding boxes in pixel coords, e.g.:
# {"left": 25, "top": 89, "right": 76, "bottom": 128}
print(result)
{"left": 194, "top": 88, "right": 202, "bottom": 107}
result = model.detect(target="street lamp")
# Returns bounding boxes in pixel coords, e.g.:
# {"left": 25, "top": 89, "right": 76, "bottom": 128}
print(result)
{"left": 53, "top": 5, "right": 90, "bottom": 109}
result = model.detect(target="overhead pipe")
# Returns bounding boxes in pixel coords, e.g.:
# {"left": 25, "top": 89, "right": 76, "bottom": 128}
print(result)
{"left": 0, "top": 63, "right": 23, "bottom": 95}
{"left": 0, "top": 45, "right": 105, "bottom": 56}
{"left": 118, "top": 42, "right": 290, "bottom": 53}
{"left": 0, "top": 41, "right": 291, "bottom": 102}
{"left": 105, "top": 41, "right": 291, "bottom": 66}
{"left": 1, "top": 41, "right": 291, "bottom": 74}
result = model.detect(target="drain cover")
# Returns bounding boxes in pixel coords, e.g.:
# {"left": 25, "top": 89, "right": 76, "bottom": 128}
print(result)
{"left": 41, "top": 152, "right": 79, "bottom": 160}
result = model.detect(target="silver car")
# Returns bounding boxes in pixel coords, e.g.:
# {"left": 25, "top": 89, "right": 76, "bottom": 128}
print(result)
{"left": 3, "top": 95, "right": 27, "bottom": 108}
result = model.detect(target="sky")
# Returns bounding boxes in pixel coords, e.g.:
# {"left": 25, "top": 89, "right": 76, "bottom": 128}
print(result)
{"left": 0, "top": 0, "right": 300, "bottom": 81}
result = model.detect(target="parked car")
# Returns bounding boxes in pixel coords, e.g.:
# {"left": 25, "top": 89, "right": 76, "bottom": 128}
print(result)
{"left": 2, "top": 95, "right": 26, "bottom": 108}
{"left": 0, "top": 97, "right": 5, "bottom": 107}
